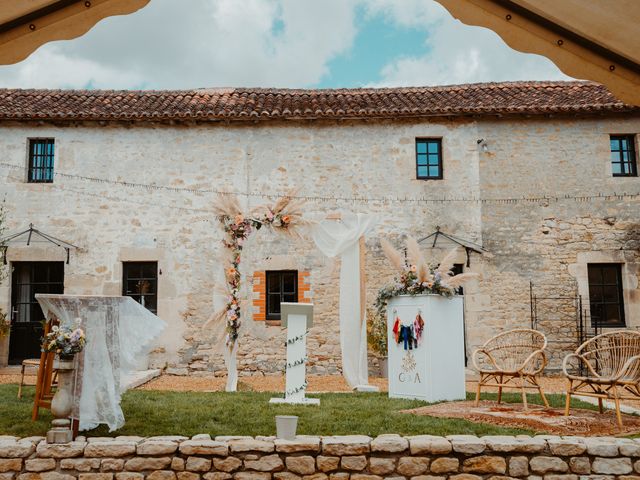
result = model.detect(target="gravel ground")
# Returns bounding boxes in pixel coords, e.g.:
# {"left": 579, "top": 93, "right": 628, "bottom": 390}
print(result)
{"left": 0, "top": 372, "right": 573, "bottom": 394}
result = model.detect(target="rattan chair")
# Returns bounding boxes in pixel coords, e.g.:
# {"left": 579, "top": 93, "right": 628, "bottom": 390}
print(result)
{"left": 563, "top": 330, "right": 640, "bottom": 426}
{"left": 473, "top": 328, "right": 549, "bottom": 409}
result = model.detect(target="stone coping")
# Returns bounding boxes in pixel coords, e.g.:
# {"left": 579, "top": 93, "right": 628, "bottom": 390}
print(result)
{"left": 1, "top": 434, "right": 639, "bottom": 456}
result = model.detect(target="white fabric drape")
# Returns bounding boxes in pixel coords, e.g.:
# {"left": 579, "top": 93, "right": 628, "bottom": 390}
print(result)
{"left": 311, "top": 213, "right": 376, "bottom": 388}
{"left": 36, "top": 295, "right": 166, "bottom": 431}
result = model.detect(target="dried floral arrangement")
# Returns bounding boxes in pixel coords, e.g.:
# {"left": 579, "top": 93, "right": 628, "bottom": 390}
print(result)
{"left": 43, "top": 322, "right": 86, "bottom": 358}
{"left": 212, "top": 193, "right": 306, "bottom": 349}
{"left": 0, "top": 309, "right": 9, "bottom": 338}
{"left": 373, "top": 236, "right": 479, "bottom": 345}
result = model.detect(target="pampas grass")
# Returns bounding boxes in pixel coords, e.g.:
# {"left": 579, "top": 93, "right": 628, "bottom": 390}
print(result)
{"left": 443, "top": 272, "right": 480, "bottom": 288}
{"left": 436, "top": 248, "right": 458, "bottom": 278}
{"left": 213, "top": 194, "right": 243, "bottom": 219}
{"left": 381, "top": 238, "right": 404, "bottom": 272}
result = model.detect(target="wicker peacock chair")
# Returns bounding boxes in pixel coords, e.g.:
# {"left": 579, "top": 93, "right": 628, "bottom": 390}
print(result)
{"left": 563, "top": 330, "right": 640, "bottom": 426}
{"left": 472, "top": 328, "right": 549, "bottom": 409}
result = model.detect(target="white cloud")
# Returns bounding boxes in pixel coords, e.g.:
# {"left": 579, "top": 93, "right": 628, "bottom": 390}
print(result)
{"left": 368, "top": 0, "right": 572, "bottom": 86}
{"left": 0, "top": 0, "right": 571, "bottom": 90}
{"left": 0, "top": 0, "right": 358, "bottom": 89}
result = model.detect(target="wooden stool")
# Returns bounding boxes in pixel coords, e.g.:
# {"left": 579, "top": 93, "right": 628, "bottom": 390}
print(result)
{"left": 17, "top": 359, "right": 40, "bottom": 399}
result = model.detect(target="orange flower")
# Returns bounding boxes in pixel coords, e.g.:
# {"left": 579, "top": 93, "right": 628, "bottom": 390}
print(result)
{"left": 281, "top": 215, "right": 290, "bottom": 223}
{"left": 234, "top": 214, "right": 244, "bottom": 225}
{"left": 227, "top": 267, "right": 237, "bottom": 276}
{"left": 410, "top": 265, "right": 417, "bottom": 272}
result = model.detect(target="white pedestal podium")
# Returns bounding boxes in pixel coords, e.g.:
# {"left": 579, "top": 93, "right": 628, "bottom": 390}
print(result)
{"left": 270, "top": 303, "right": 320, "bottom": 406}
{"left": 387, "top": 294, "right": 465, "bottom": 402}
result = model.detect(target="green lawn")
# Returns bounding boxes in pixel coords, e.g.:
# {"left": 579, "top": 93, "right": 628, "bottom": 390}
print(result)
{"left": 0, "top": 384, "right": 595, "bottom": 438}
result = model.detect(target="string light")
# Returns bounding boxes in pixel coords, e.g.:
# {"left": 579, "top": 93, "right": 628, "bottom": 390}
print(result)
{"left": 1, "top": 161, "right": 639, "bottom": 206}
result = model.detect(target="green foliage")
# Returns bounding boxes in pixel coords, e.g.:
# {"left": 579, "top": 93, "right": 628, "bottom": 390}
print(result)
{"left": 0, "top": 384, "right": 599, "bottom": 438}
{"left": 366, "top": 308, "right": 387, "bottom": 356}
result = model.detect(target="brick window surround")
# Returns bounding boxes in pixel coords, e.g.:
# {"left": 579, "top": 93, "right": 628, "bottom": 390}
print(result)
{"left": 253, "top": 270, "right": 311, "bottom": 326}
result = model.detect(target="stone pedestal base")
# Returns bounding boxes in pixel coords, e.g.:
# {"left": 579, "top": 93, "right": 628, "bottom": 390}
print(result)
{"left": 47, "top": 419, "right": 72, "bottom": 444}
{"left": 269, "top": 397, "right": 320, "bottom": 405}
{"left": 354, "top": 384, "right": 379, "bottom": 392}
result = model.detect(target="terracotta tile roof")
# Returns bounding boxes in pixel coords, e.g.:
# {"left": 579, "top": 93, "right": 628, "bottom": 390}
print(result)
{"left": 0, "top": 81, "right": 637, "bottom": 123}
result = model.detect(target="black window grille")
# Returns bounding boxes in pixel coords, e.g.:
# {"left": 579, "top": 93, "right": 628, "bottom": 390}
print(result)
{"left": 588, "top": 263, "right": 625, "bottom": 328}
{"left": 416, "top": 138, "right": 443, "bottom": 180}
{"left": 266, "top": 270, "right": 298, "bottom": 320}
{"left": 610, "top": 135, "right": 638, "bottom": 177}
{"left": 28, "top": 139, "right": 55, "bottom": 183}
{"left": 123, "top": 262, "right": 158, "bottom": 313}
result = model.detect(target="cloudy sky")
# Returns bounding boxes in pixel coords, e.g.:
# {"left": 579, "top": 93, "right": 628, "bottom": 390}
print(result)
{"left": 0, "top": 0, "right": 573, "bottom": 90}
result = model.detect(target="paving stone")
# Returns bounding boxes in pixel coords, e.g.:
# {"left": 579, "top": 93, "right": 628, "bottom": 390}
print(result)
{"left": 176, "top": 473, "right": 199, "bottom": 480}
{"left": 408, "top": 436, "right": 452, "bottom": 455}
{"left": 529, "top": 457, "right": 569, "bottom": 474}
{"left": 396, "top": 456, "right": 430, "bottom": 476}
{"left": 462, "top": 456, "right": 507, "bottom": 474}
{"left": 79, "top": 474, "right": 114, "bottom": 480}
{"left": 430, "top": 457, "right": 459, "bottom": 474}
{"left": 0, "top": 460, "right": 22, "bottom": 473}
{"left": 370, "top": 434, "right": 408, "bottom": 453}
{"left": 212, "top": 458, "right": 242, "bottom": 473}
{"left": 229, "top": 440, "right": 274, "bottom": 454}
{"left": 233, "top": 473, "right": 270, "bottom": 480}
{"left": 25, "top": 459, "right": 56, "bottom": 473}
{"left": 340, "top": 455, "right": 367, "bottom": 471}
{"left": 321, "top": 436, "right": 371, "bottom": 455}
{"left": 569, "top": 458, "right": 590, "bottom": 475}
{"left": 273, "top": 474, "right": 301, "bottom": 480}
{"left": 591, "top": 458, "right": 632, "bottom": 475}
{"left": 171, "top": 458, "right": 185, "bottom": 471}
{"left": 449, "top": 474, "right": 483, "bottom": 480}
{"left": 146, "top": 471, "right": 176, "bottom": 480}
{"left": 548, "top": 439, "right": 586, "bottom": 457}
{"left": 185, "top": 458, "right": 211, "bottom": 472}
{"left": 61, "top": 459, "right": 101, "bottom": 472}
{"left": 0, "top": 442, "right": 36, "bottom": 459}
{"left": 368, "top": 457, "right": 395, "bottom": 475}
{"left": 285, "top": 456, "right": 315, "bottom": 475}
{"left": 316, "top": 456, "right": 339, "bottom": 473}
{"left": 509, "top": 456, "right": 529, "bottom": 477}
{"left": 243, "top": 454, "right": 284, "bottom": 472}
{"left": 274, "top": 437, "right": 320, "bottom": 453}
{"left": 584, "top": 440, "right": 618, "bottom": 457}
{"left": 36, "top": 442, "right": 85, "bottom": 459}
{"left": 485, "top": 436, "right": 545, "bottom": 454}
{"left": 137, "top": 442, "right": 178, "bottom": 456}
{"left": 202, "top": 474, "right": 231, "bottom": 480}
{"left": 84, "top": 443, "right": 136, "bottom": 458}
{"left": 100, "top": 459, "right": 124, "bottom": 472}
{"left": 179, "top": 441, "right": 228, "bottom": 457}
{"left": 115, "top": 473, "right": 144, "bottom": 480}
{"left": 124, "top": 457, "right": 172, "bottom": 472}
{"left": 447, "top": 436, "right": 486, "bottom": 455}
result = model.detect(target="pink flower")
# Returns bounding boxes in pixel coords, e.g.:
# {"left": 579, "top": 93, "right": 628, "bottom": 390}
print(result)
{"left": 266, "top": 209, "right": 274, "bottom": 221}
{"left": 234, "top": 214, "right": 244, "bottom": 225}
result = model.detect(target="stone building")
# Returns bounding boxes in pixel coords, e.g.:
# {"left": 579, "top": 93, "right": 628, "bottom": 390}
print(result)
{"left": 0, "top": 81, "right": 638, "bottom": 373}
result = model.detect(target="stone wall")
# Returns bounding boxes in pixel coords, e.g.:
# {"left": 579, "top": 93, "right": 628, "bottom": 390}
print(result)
{"left": 1, "top": 434, "right": 640, "bottom": 480}
{"left": 1, "top": 114, "right": 639, "bottom": 373}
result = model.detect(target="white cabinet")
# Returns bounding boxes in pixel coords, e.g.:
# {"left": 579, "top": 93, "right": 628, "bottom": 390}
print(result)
{"left": 387, "top": 294, "right": 465, "bottom": 402}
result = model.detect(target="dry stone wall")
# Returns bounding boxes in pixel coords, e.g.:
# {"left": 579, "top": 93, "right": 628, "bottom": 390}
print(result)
{"left": 2, "top": 434, "right": 640, "bottom": 480}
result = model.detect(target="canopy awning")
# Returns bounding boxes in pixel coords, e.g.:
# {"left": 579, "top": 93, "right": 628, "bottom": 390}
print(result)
{"left": 1, "top": 223, "right": 78, "bottom": 264}
{"left": 418, "top": 226, "right": 486, "bottom": 267}
{"left": 434, "top": 0, "right": 640, "bottom": 106}
{"left": 0, "top": 0, "right": 150, "bottom": 65}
